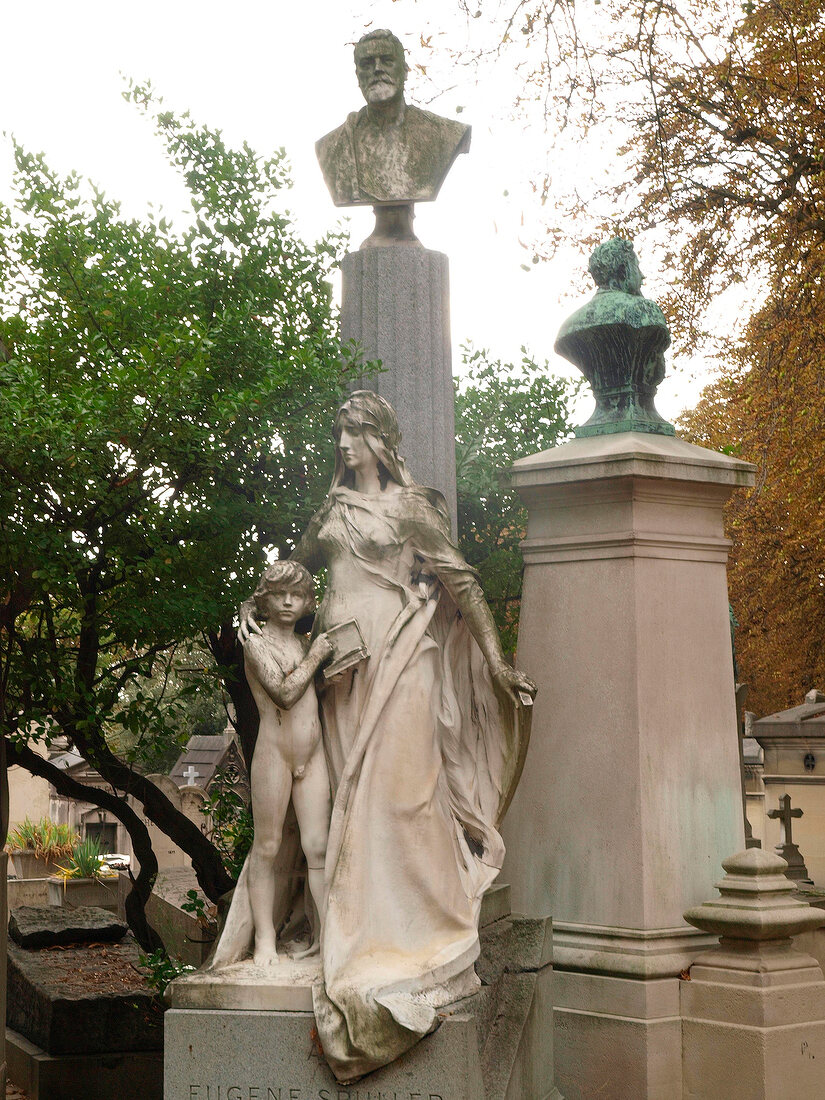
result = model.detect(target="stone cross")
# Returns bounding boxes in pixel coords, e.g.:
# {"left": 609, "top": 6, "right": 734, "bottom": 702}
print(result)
{"left": 768, "top": 794, "right": 802, "bottom": 847}
{"left": 182, "top": 765, "right": 201, "bottom": 788}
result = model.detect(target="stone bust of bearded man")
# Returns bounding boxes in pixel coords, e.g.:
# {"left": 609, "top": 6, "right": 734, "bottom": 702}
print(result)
{"left": 316, "top": 29, "right": 471, "bottom": 207}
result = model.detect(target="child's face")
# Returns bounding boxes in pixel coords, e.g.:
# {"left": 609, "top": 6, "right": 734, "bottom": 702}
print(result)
{"left": 260, "top": 585, "right": 310, "bottom": 626}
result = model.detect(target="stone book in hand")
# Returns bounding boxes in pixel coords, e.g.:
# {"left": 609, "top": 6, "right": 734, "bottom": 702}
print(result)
{"left": 323, "top": 619, "right": 370, "bottom": 680}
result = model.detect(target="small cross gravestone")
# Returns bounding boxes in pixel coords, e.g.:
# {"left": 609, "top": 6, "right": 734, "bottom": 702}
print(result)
{"left": 182, "top": 765, "right": 201, "bottom": 788}
{"left": 768, "top": 794, "right": 811, "bottom": 883}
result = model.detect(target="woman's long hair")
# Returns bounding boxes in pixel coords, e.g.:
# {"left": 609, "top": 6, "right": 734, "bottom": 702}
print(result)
{"left": 330, "top": 391, "right": 416, "bottom": 491}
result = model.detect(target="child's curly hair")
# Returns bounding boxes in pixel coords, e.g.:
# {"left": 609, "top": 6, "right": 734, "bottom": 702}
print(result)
{"left": 253, "top": 560, "right": 316, "bottom": 618}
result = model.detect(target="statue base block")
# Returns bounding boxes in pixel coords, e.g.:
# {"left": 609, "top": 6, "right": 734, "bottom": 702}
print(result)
{"left": 164, "top": 902, "right": 563, "bottom": 1100}
{"left": 165, "top": 1006, "right": 485, "bottom": 1100}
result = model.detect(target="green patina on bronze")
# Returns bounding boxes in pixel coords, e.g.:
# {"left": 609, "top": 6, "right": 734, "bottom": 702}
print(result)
{"left": 555, "top": 238, "right": 675, "bottom": 437}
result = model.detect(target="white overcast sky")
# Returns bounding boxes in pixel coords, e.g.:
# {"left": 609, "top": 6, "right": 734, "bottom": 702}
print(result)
{"left": 1, "top": 0, "right": 723, "bottom": 423}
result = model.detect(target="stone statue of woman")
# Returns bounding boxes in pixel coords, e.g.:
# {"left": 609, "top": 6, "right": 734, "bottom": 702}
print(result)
{"left": 226, "top": 391, "right": 533, "bottom": 1083}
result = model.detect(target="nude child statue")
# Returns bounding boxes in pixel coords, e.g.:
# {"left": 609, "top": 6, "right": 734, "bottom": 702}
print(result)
{"left": 241, "top": 560, "right": 333, "bottom": 967}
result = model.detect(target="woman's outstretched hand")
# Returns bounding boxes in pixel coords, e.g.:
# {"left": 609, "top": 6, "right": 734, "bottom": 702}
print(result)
{"left": 237, "top": 600, "right": 262, "bottom": 645}
{"left": 492, "top": 664, "right": 537, "bottom": 708}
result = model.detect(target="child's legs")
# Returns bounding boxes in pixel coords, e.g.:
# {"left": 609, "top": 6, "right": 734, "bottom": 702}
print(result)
{"left": 291, "top": 747, "right": 331, "bottom": 939}
{"left": 249, "top": 737, "right": 292, "bottom": 956}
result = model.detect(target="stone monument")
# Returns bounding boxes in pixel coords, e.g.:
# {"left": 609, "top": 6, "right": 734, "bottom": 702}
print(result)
{"left": 751, "top": 688, "right": 825, "bottom": 884}
{"left": 318, "top": 29, "right": 469, "bottom": 528}
{"left": 165, "top": 393, "right": 560, "bottom": 1097}
{"left": 502, "top": 240, "right": 756, "bottom": 1098}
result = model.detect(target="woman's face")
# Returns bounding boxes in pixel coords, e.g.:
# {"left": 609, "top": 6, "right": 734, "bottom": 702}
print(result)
{"left": 337, "top": 419, "right": 379, "bottom": 475}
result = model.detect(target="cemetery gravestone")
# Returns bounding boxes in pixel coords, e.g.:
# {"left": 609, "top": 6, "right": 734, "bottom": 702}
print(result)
{"left": 767, "top": 793, "right": 812, "bottom": 882}
{"left": 165, "top": 387, "right": 557, "bottom": 1098}
{"left": 6, "top": 906, "right": 163, "bottom": 1099}
{"left": 752, "top": 693, "right": 825, "bottom": 884}
{"left": 166, "top": 33, "right": 561, "bottom": 1098}
{"left": 682, "top": 848, "right": 825, "bottom": 1099}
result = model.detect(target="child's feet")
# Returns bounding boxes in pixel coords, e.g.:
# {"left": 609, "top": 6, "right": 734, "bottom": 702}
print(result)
{"left": 253, "top": 941, "right": 280, "bottom": 969}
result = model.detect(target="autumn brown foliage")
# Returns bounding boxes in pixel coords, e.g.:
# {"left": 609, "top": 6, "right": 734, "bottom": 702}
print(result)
{"left": 463, "top": 0, "right": 825, "bottom": 714}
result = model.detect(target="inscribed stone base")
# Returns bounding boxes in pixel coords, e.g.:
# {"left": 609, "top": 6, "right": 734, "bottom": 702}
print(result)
{"left": 681, "top": 952, "right": 825, "bottom": 1100}
{"left": 552, "top": 970, "right": 682, "bottom": 1100}
{"left": 6, "top": 1027, "right": 163, "bottom": 1100}
{"left": 164, "top": 1008, "right": 485, "bottom": 1100}
{"left": 165, "top": 905, "right": 561, "bottom": 1100}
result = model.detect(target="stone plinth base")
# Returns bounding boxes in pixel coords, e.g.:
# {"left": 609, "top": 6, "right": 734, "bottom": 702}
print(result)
{"left": 501, "top": 432, "right": 756, "bottom": 1099}
{"left": 171, "top": 955, "right": 321, "bottom": 1012}
{"left": 165, "top": 903, "right": 561, "bottom": 1100}
{"left": 7, "top": 1027, "right": 162, "bottom": 1100}
{"left": 553, "top": 970, "right": 682, "bottom": 1100}
{"left": 681, "top": 948, "right": 825, "bottom": 1099}
{"left": 165, "top": 1008, "right": 485, "bottom": 1100}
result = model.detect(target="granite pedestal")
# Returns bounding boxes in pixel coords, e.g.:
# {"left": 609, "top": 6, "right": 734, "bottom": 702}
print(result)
{"left": 341, "top": 247, "right": 457, "bottom": 529}
{"left": 501, "top": 432, "right": 755, "bottom": 1099}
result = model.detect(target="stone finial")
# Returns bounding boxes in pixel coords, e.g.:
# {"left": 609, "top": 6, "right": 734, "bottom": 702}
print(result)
{"left": 554, "top": 238, "right": 675, "bottom": 438}
{"left": 682, "top": 848, "right": 825, "bottom": 1100}
{"left": 684, "top": 848, "right": 825, "bottom": 946}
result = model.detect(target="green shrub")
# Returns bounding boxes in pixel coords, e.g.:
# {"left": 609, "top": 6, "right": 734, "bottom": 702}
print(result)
{"left": 6, "top": 817, "right": 78, "bottom": 860}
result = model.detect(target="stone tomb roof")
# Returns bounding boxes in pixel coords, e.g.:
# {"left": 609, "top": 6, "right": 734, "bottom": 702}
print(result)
{"left": 169, "top": 730, "right": 247, "bottom": 792}
{"left": 753, "top": 689, "right": 825, "bottom": 743}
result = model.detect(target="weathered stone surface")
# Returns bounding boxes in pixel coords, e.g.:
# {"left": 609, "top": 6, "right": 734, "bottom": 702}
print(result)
{"left": 7, "top": 935, "right": 163, "bottom": 1055}
{"left": 165, "top": 910, "right": 559, "bottom": 1100}
{"left": 9, "top": 905, "right": 127, "bottom": 949}
{"left": 684, "top": 847, "right": 825, "bottom": 944}
{"left": 477, "top": 915, "right": 553, "bottom": 984}
{"left": 7, "top": 1027, "right": 163, "bottom": 1100}
{"left": 166, "top": 1009, "right": 486, "bottom": 1100}
{"left": 503, "top": 428, "right": 756, "bottom": 1098}
{"left": 7, "top": 851, "right": 59, "bottom": 881}
{"left": 682, "top": 849, "right": 825, "bottom": 1099}
{"left": 7, "top": 878, "right": 50, "bottom": 911}
{"left": 46, "top": 874, "right": 119, "bottom": 912}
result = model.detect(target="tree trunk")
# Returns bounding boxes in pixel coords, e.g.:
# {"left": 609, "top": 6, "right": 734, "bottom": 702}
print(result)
{"left": 6, "top": 739, "right": 165, "bottom": 953}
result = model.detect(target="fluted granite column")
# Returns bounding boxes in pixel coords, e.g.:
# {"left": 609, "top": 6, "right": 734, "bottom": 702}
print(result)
{"left": 341, "top": 246, "right": 458, "bottom": 531}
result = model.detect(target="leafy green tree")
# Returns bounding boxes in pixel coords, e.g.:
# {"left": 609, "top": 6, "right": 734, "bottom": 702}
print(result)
{"left": 454, "top": 345, "right": 580, "bottom": 655}
{"left": 0, "top": 85, "right": 358, "bottom": 946}
{"left": 608, "top": 0, "right": 825, "bottom": 714}
{"left": 110, "top": 640, "right": 227, "bottom": 775}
